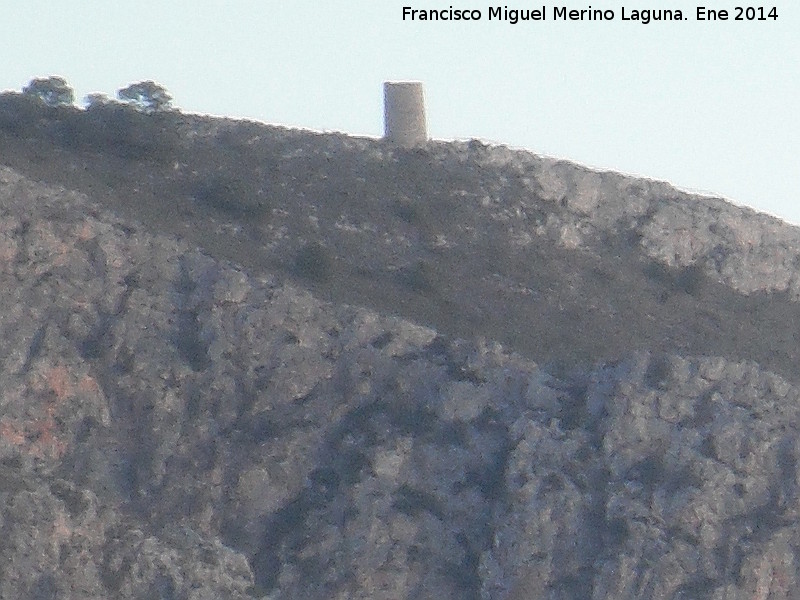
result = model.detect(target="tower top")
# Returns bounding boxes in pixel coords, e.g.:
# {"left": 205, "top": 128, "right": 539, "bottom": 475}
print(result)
{"left": 383, "top": 81, "right": 428, "bottom": 147}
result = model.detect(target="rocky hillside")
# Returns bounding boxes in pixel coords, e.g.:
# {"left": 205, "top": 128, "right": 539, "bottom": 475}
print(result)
{"left": 2, "top": 104, "right": 800, "bottom": 598}
{"left": 3, "top": 99, "right": 800, "bottom": 380}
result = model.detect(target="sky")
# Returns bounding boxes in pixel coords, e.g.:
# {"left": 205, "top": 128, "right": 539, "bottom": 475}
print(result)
{"left": 2, "top": 1, "right": 797, "bottom": 223}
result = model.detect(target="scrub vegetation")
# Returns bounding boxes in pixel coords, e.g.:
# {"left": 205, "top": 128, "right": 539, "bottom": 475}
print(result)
{"left": 2, "top": 76, "right": 800, "bottom": 382}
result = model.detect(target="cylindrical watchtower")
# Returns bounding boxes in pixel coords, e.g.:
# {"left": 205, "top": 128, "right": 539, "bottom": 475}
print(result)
{"left": 384, "top": 81, "right": 427, "bottom": 146}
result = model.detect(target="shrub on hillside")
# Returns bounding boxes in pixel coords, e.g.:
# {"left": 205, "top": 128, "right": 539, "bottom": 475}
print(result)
{"left": 293, "top": 242, "right": 333, "bottom": 282}
{"left": 190, "top": 174, "right": 268, "bottom": 218}
{"left": 0, "top": 92, "right": 45, "bottom": 137}
{"left": 84, "top": 92, "right": 114, "bottom": 110}
{"left": 398, "top": 259, "right": 437, "bottom": 293}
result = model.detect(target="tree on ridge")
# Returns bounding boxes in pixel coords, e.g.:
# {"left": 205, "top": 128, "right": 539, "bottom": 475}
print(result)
{"left": 22, "top": 76, "right": 74, "bottom": 107}
{"left": 117, "top": 81, "right": 173, "bottom": 113}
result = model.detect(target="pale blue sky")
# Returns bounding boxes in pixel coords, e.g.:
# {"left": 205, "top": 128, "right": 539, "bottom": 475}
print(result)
{"left": 2, "top": 1, "right": 797, "bottom": 223}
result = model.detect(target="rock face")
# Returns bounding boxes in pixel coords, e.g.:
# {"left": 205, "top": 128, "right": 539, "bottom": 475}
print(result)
{"left": 2, "top": 114, "right": 800, "bottom": 599}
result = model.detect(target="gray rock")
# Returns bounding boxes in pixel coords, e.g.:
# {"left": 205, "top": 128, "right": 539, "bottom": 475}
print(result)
{"left": 3, "top": 113, "right": 800, "bottom": 599}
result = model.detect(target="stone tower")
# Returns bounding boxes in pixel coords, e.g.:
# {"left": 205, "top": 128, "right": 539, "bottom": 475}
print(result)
{"left": 383, "top": 81, "right": 428, "bottom": 146}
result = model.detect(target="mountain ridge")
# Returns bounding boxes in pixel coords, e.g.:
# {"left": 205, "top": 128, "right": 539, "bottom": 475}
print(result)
{"left": 2, "top": 106, "right": 800, "bottom": 379}
{"left": 2, "top": 105, "right": 800, "bottom": 598}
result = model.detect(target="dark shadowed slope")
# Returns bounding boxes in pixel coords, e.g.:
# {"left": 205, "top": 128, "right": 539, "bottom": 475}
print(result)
{"left": 2, "top": 106, "right": 800, "bottom": 382}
